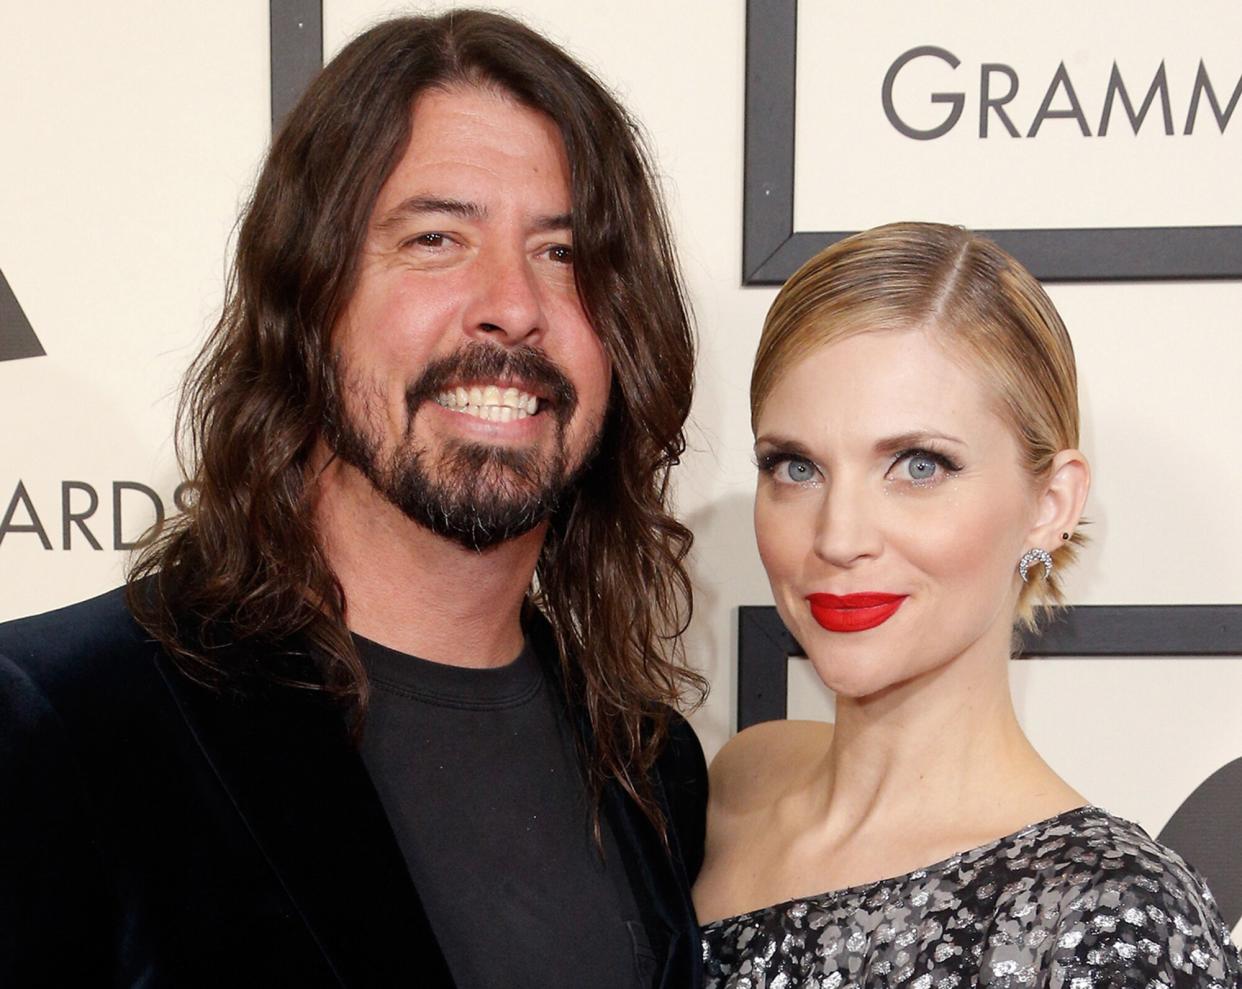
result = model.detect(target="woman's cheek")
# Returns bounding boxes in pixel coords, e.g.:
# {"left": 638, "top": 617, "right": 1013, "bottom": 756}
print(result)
{"left": 755, "top": 492, "right": 812, "bottom": 584}
{"left": 893, "top": 486, "right": 1027, "bottom": 593}
{"left": 754, "top": 495, "right": 814, "bottom": 635}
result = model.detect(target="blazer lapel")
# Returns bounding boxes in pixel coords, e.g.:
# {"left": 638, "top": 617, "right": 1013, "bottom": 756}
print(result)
{"left": 156, "top": 648, "right": 455, "bottom": 987}
{"left": 526, "top": 608, "right": 703, "bottom": 988}
{"left": 602, "top": 772, "right": 703, "bottom": 989}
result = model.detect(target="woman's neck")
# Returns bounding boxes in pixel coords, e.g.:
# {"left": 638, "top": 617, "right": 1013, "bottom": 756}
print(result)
{"left": 795, "top": 636, "right": 1085, "bottom": 879}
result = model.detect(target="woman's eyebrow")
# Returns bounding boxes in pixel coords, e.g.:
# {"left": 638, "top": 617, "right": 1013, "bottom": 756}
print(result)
{"left": 753, "top": 434, "right": 817, "bottom": 459}
{"left": 873, "top": 430, "right": 965, "bottom": 455}
{"left": 755, "top": 430, "right": 967, "bottom": 461}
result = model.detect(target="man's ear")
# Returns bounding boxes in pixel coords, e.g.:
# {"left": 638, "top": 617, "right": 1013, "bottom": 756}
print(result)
{"left": 1027, "top": 449, "right": 1091, "bottom": 549}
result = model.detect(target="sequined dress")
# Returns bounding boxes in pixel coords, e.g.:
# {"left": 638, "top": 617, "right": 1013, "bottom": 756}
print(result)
{"left": 701, "top": 807, "right": 1240, "bottom": 988}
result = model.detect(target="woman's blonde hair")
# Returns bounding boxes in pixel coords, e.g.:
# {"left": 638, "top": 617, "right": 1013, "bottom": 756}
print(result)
{"left": 751, "top": 221, "right": 1084, "bottom": 627}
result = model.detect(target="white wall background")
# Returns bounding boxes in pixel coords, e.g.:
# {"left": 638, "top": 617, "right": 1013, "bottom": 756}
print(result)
{"left": 2, "top": 0, "right": 1239, "bottom": 934}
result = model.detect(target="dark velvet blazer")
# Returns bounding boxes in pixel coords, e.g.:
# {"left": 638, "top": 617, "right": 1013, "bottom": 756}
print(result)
{"left": 0, "top": 587, "right": 708, "bottom": 988}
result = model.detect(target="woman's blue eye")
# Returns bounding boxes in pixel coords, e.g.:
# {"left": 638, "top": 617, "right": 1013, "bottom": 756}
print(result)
{"left": 906, "top": 454, "right": 938, "bottom": 481}
{"left": 756, "top": 452, "right": 819, "bottom": 485}
{"left": 784, "top": 460, "right": 815, "bottom": 483}
{"left": 890, "top": 448, "right": 962, "bottom": 485}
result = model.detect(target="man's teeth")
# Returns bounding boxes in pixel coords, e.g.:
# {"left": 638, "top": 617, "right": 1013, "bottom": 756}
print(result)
{"left": 433, "top": 385, "right": 540, "bottom": 421}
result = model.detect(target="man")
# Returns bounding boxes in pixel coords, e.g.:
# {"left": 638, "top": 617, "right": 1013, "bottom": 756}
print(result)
{"left": 0, "top": 11, "right": 707, "bottom": 987}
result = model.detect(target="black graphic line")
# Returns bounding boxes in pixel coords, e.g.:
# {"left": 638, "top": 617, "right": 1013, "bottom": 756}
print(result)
{"left": 270, "top": 0, "right": 323, "bottom": 134}
{"left": 1158, "top": 757, "right": 1242, "bottom": 930}
{"left": 0, "top": 267, "right": 44, "bottom": 363}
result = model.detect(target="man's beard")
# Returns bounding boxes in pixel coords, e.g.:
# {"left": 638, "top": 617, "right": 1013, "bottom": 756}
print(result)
{"left": 325, "top": 343, "right": 598, "bottom": 552}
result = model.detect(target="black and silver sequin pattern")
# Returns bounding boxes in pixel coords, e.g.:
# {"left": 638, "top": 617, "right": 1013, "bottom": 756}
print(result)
{"left": 701, "top": 807, "right": 1240, "bottom": 988}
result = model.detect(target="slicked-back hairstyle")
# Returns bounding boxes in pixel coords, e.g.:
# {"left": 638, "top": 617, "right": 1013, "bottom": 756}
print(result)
{"left": 751, "top": 221, "right": 1085, "bottom": 628}
{"left": 128, "top": 10, "right": 704, "bottom": 831}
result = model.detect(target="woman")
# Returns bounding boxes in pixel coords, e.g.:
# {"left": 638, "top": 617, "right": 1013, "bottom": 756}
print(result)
{"left": 694, "top": 223, "right": 1239, "bottom": 987}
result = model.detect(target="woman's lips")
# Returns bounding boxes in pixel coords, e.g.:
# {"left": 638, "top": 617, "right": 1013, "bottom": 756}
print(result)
{"left": 805, "top": 593, "right": 908, "bottom": 633}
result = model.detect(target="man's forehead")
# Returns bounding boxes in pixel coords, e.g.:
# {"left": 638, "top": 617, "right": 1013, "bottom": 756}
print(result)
{"left": 371, "top": 84, "right": 573, "bottom": 222}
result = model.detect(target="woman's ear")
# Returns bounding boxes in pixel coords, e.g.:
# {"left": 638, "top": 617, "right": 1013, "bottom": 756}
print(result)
{"left": 1027, "top": 449, "right": 1091, "bottom": 549}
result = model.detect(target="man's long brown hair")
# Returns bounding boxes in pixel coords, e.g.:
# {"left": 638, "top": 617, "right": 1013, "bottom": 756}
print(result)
{"left": 128, "top": 10, "right": 704, "bottom": 829}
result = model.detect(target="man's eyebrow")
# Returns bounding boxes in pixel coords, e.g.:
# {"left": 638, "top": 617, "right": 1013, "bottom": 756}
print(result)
{"left": 374, "top": 196, "right": 485, "bottom": 231}
{"left": 533, "top": 212, "right": 573, "bottom": 233}
{"left": 373, "top": 197, "right": 573, "bottom": 235}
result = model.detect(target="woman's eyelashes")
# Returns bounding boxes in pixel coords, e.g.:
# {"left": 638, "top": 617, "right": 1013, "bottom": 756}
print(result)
{"left": 757, "top": 451, "right": 821, "bottom": 487}
{"left": 885, "top": 447, "right": 964, "bottom": 488}
{"left": 756, "top": 446, "right": 964, "bottom": 489}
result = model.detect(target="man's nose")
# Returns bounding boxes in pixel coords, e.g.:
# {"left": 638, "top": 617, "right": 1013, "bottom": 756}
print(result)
{"left": 464, "top": 244, "right": 545, "bottom": 345}
{"left": 811, "top": 479, "right": 883, "bottom": 569}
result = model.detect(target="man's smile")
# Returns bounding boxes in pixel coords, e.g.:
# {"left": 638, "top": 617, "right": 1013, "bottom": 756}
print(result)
{"left": 433, "top": 383, "right": 542, "bottom": 422}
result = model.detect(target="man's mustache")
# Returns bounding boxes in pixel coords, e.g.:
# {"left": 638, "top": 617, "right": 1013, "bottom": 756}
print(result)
{"left": 406, "top": 343, "right": 578, "bottom": 424}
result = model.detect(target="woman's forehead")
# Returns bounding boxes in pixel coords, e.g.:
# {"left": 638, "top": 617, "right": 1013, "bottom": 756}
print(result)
{"left": 755, "top": 330, "right": 1034, "bottom": 475}
{"left": 763, "top": 329, "right": 985, "bottom": 417}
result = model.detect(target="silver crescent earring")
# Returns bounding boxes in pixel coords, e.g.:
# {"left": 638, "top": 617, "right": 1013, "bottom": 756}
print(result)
{"left": 1018, "top": 547, "right": 1054, "bottom": 583}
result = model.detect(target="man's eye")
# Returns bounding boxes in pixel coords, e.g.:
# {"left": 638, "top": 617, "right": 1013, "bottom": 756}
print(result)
{"left": 406, "top": 233, "right": 447, "bottom": 249}
{"left": 545, "top": 244, "right": 573, "bottom": 264}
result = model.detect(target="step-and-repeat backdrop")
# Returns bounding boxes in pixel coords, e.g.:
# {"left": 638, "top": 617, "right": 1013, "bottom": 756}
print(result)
{"left": 2, "top": 0, "right": 1239, "bottom": 936}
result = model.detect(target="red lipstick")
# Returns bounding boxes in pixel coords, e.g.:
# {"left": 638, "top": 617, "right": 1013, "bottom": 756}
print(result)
{"left": 806, "top": 593, "right": 907, "bottom": 633}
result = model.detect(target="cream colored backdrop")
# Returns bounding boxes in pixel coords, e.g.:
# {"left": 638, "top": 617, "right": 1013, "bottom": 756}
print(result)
{"left": 2, "top": 0, "right": 1239, "bottom": 936}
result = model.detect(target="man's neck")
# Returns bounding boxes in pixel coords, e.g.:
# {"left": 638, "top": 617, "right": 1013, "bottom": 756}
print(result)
{"left": 312, "top": 457, "right": 544, "bottom": 668}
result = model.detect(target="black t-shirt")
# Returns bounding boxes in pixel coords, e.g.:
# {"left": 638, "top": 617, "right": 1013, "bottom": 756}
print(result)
{"left": 355, "top": 634, "right": 653, "bottom": 988}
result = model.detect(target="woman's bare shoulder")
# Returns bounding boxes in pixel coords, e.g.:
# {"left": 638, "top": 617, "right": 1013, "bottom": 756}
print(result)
{"left": 694, "top": 720, "right": 834, "bottom": 920}
{"left": 708, "top": 719, "right": 834, "bottom": 815}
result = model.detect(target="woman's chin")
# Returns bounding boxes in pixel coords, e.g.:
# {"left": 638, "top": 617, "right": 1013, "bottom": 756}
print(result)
{"left": 803, "top": 655, "right": 896, "bottom": 701}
